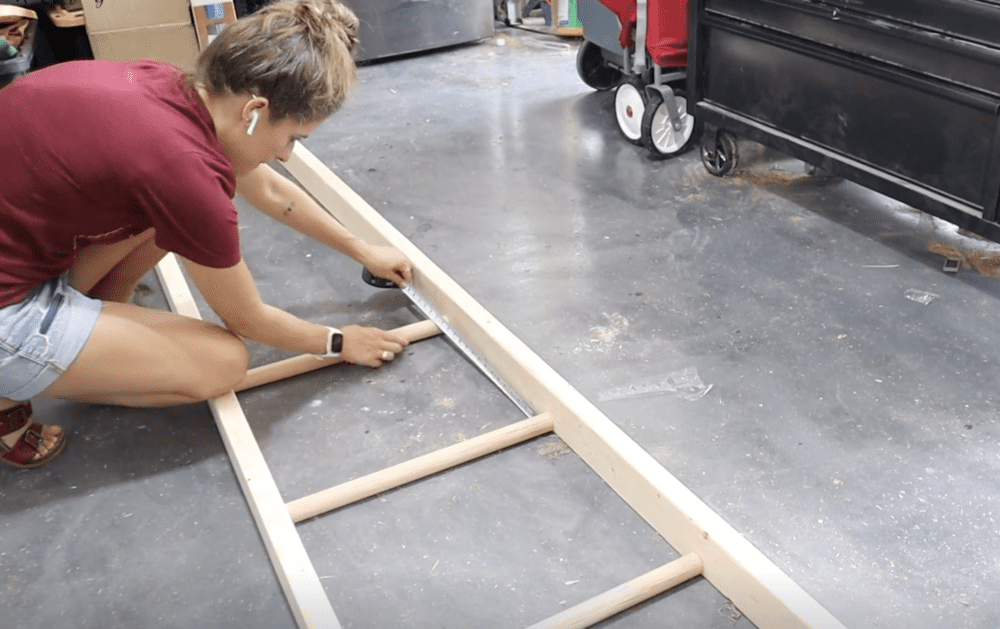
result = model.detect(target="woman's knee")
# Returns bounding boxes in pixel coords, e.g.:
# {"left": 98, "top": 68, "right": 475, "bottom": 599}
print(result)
{"left": 199, "top": 335, "right": 249, "bottom": 399}
{"left": 177, "top": 332, "right": 249, "bottom": 401}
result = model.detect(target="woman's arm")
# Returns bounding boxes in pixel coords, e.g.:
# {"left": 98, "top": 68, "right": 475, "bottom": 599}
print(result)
{"left": 183, "top": 256, "right": 408, "bottom": 367}
{"left": 236, "top": 163, "right": 412, "bottom": 286}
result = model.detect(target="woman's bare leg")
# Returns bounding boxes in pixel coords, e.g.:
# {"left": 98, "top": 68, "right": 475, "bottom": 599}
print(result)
{"left": 41, "top": 302, "right": 249, "bottom": 406}
{"left": 1, "top": 303, "right": 247, "bottom": 463}
{"left": 5, "top": 228, "right": 225, "bottom": 463}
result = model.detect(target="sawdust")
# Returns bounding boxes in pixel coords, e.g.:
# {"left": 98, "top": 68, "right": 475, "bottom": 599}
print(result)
{"left": 958, "top": 228, "right": 991, "bottom": 242}
{"left": 965, "top": 251, "right": 1000, "bottom": 277}
{"left": 928, "top": 241, "right": 962, "bottom": 259}
{"left": 593, "top": 313, "right": 628, "bottom": 343}
{"left": 929, "top": 241, "right": 1000, "bottom": 278}
{"left": 436, "top": 397, "right": 456, "bottom": 409}
{"left": 575, "top": 313, "right": 630, "bottom": 354}
{"left": 727, "top": 168, "right": 811, "bottom": 187}
{"left": 538, "top": 441, "right": 570, "bottom": 459}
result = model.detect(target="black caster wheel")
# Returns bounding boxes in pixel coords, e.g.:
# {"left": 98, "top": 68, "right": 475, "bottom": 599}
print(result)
{"left": 641, "top": 89, "right": 701, "bottom": 159}
{"left": 701, "top": 130, "right": 739, "bottom": 176}
{"left": 615, "top": 77, "right": 648, "bottom": 146}
{"left": 576, "top": 40, "right": 623, "bottom": 91}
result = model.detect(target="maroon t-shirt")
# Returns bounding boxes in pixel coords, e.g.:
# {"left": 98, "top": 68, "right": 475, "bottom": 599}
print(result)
{"left": 0, "top": 59, "right": 241, "bottom": 307}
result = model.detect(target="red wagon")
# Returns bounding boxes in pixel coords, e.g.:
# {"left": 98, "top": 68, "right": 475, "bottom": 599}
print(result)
{"left": 576, "top": 0, "right": 700, "bottom": 158}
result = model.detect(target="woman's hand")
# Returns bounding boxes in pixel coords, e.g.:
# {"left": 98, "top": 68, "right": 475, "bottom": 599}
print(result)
{"left": 360, "top": 245, "right": 412, "bottom": 287}
{"left": 341, "top": 325, "right": 409, "bottom": 368}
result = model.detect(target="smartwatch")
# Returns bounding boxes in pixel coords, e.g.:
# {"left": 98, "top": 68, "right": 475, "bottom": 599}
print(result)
{"left": 317, "top": 327, "right": 343, "bottom": 359}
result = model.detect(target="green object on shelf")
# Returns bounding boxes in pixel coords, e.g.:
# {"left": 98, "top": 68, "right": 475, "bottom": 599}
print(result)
{"left": 557, "top": 0, "right": 582, "bottom": 28}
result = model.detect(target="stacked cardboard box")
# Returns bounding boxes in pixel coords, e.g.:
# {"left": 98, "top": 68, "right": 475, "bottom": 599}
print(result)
{"left": 82, "top": 0, "right": 200, "bottom": 70}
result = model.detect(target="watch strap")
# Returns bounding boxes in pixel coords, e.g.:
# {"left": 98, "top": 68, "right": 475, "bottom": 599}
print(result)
{"left": 317, "top": 326, "right": 342, "bottom": 359}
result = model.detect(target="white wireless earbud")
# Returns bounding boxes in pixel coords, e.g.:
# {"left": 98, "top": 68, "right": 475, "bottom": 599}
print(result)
{"left": 246, "top": 110, "right": 260, "bottom": 136}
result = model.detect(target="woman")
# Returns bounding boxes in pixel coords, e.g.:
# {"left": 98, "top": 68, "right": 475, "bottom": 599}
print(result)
{"left": 0, "top": 0, "right": 411, "bottom": 468}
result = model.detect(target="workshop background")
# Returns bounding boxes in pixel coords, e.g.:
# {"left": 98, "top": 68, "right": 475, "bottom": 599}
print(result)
{"left": 4, "top": 1, "right": 1000, "bottom": 628}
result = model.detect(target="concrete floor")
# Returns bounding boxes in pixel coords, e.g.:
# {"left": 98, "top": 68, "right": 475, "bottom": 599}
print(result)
{"left": 5, "top": 25, "right": 1000, "bottom": 629}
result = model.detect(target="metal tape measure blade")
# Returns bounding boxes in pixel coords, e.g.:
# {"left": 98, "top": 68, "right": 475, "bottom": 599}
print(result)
{"left": 402, "top": 285, "right": 534, "bottom": 416}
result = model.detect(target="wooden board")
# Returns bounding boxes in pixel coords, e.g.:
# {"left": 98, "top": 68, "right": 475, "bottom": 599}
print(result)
{"left": 284, "top": 142, "right": 848, "bottom": 629}
{"left": 155, "top": 254, "right": 343, "bottom": 629}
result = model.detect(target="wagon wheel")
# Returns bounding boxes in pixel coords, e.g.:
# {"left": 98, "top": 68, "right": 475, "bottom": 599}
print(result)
{"left": 641, "top": 89, "right": 701, "bottom": 159}
{"left": 615, "top": 77, "right": 648, "bottom": 145}
{"left": 576, "top": 40, "right": 623, "bottom": 91}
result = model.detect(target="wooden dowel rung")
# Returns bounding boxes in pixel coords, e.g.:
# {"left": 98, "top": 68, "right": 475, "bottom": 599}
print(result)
{"left": 235, "top": 319, "right": 441, "bottom": 392}
{"left": 287, "top": 412, "right": 555, "bottom": 523}
{"left": 525, "top": 553, "right": 704, "bottom": 629}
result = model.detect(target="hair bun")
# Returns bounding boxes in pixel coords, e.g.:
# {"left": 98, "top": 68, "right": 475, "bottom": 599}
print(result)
{"left": 298, "top": 0, "right": 359, "bottom": 54}
{"left": 328, "top": 1, "right": 360, "bottom": 53}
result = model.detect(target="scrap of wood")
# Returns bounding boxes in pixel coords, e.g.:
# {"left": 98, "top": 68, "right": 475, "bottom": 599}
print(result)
{"left": 285, "top": 142, "right": 847, "bottom": 629}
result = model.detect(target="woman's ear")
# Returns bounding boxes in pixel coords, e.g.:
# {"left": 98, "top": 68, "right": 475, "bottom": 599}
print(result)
{"left": 241, "top": 95, "right": 270, "bottom": 134}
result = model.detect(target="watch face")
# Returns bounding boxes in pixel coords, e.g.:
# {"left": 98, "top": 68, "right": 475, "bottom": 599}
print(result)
{"left": 331, "top": 332, "right": 344, "bottom": 354}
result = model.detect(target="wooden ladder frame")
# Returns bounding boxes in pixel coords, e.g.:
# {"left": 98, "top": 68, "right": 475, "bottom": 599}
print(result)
{"left": 154, "top": 142, "right": 848, "bottom": 629}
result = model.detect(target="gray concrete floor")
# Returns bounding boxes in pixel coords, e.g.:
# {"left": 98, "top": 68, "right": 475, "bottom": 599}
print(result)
{"left": 5, "top": 25, "right": 1000, "bottom": 629}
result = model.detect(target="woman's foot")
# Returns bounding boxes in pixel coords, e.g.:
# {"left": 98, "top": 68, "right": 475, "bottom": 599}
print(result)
{"left": 0, "top": 402, "right": 67, "bottom": 468}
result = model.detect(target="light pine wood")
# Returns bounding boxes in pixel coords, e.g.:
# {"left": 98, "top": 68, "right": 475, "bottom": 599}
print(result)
{"left": 236, "top": 319, "right": 441, "bottom": 392}
{"left": 285, "top": 143, "right": 848, "bottom": 629}
{"left": 526, "top": 554, "right": 704, "bottom": 629}
{"left": 155, "top": 253, "right": 343, "bottom": 629}
{"left": 287, "top": 413, "right": 554, "bottom": 522}
{"left": 0, "top": 5, "right": 37, "bottom": 19}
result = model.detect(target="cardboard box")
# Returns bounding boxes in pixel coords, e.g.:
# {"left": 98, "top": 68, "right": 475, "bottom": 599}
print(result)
{"left": 88, "top": 23, "right": 199, "bottom": 70}
{"left": 81, "top": 0, "right": 192, "bottom": 33}
{"left": 189, "top": 0, "right": 237, "bottom": 51}
{"left": 84, "top": 0, "right": 236, "bottom": 71}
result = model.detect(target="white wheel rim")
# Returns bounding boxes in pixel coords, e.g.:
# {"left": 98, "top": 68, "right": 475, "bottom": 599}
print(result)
{"left": 651, "top": 96, "right": 694, "bottom": 154}
{"left": 615, "top": 83, "right": 645, "bottom": 141}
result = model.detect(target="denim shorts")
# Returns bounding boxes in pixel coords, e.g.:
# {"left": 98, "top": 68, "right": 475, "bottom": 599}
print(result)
{"left": 0, "top": 275, "right": 103, "bottom": 401}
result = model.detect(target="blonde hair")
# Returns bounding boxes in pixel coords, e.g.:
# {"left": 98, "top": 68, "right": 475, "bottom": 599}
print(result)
{"left": 193, "top": 0, "right": 359, "bottom": 122}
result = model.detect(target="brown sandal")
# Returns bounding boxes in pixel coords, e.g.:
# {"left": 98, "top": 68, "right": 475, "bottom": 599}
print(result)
{"left": 0, "top": 402, "right": 67, "bottom": 469}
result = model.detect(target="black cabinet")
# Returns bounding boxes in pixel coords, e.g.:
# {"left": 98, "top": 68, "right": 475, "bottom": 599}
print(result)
{"left": 690, "top": 0, "right": 1000, "bottom": 241}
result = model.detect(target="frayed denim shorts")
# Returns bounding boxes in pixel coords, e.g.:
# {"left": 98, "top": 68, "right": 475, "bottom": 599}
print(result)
{"left": 0, "top": 274, "right": 102, "bottom": 401}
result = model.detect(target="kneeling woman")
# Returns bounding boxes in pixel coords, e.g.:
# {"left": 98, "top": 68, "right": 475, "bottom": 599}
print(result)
{"left": 0, "top": 0, "right": 411, "bottom": 467}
